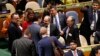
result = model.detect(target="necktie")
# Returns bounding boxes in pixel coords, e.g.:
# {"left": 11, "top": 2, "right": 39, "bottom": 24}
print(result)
{"left": 53, "top": 16, "right": 59, "bottom": 30}
{"left": 74, "top": 51, "right": 77, "bottom": 56}
{"left": 93, "top": 11, "right": 96, "bottom": 31}
{"left": 66, "top": 27, "right": 70, "bottom": 39}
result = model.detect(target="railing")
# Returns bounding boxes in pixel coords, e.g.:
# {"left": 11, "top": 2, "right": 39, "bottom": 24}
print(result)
{"left": 34, "top": 1, "right": 92, "bottom": 12}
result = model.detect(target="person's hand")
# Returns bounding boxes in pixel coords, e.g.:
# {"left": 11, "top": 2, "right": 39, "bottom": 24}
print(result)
{"left": 60, "top": 30, "right": 64, "bottom": 36}
{"left": 92, "top": 32, "right": 95, "bottom": 37}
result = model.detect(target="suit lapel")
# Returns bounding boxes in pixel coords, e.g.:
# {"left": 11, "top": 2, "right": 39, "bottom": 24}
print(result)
{"left": 69, "top": 50, "right": 73, "bottom": 56}
{"left": 96, "top": 11, "right": 100, "bottom": 24}
{"left": 77, "top": 50, "right": 80, "bottom": 56}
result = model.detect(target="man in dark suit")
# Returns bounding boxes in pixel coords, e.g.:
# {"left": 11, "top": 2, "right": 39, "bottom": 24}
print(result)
{"left": 64, "top": 40, "right": 84, "bottom": 56}
{"left": 50, "top": 6, "right": 66, "bottom": 33}
{"left": 12, "top": 29, "right": 36, "bottom": 56}
{"left": 8, "top": 13, "right": 22, "bottom": 51}
{"left": 38, "top": 27, "right": 64, "bottom": 56}
{"left": 61, "top": 16, "right": 80, "bottom": 46}
{"left": 80, "top": 1, "right": 100, "bottom": 45}
{"left": 41, "top": 15, "right": 60, "bottom": 38}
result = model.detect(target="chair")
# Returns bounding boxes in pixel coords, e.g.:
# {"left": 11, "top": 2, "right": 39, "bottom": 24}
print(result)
{"left": 66, "top": 11, "right": 79, "bottom": 24}
{"left": 25, "top": 1, "right": 40, "bottom": 11}
{"left": 58, "top": 36, "right": 65, "bottom": 46}
{"left": 5, "top": 3, "right": 16, "bottom": 14}
{"left": 90, "top": 34, "right": 94, "bottom": 45}
{"left": 79, "top": 35, "right": 88, "bottom": 47}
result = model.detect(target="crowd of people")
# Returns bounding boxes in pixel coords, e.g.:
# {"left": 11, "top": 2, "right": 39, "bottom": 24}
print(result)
{"left": 0, "top": 0, "right": 100, "bottom": 56}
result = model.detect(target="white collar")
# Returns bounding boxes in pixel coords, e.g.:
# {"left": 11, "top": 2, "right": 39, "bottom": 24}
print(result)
{"left": 34, "top": 21, "right": 38, "bottom": 24}
{"left": 55, "top": 13, "right": 58, "bottom": 17}
{"left": 42, "top": 35, "right": 48, "bottom": 38}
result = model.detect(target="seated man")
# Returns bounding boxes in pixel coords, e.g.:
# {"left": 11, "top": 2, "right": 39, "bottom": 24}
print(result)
{"left": 90, "top": 45, "right": 100, "bottom": 56}
{"left": 64, "top": 40, "right": 84, "bottom": 56}
{"left": 95, "top": 45, "right": 100, "bottom": 56}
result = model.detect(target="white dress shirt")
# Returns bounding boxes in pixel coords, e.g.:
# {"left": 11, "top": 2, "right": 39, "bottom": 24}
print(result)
{"left": 47, "top": 24, "right": 50, "bottom": 37}
{"left": 53, "top": 13, "right": 61, "bottom": 31}
{"left": 71, "top": 50, "right": 78, "bottom": 56}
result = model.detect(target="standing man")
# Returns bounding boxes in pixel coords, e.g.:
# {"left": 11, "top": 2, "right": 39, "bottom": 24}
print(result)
{"left": 38, "top": 27, "right": 64, "bottom": 56}
{"left": 50, "top": 6, "right": 66, "bottom": 33}
{"left": 8, "top": 13, "right": 22, "bottom": 51}
{"left": 64, "top": 40, "right": 84, "bottom": 56}
{"left": 61, "top": 16, "right": 80, "bottom": 46}
{"left": 28, "top": 13, "right": 42, "bottom": 55}
{"left": 41, "top": 16, "right": 60, "bottom": 38}
{"left": 80, "top": 1, "right": 100, "bottom": 45}
{"left": 95, "top": 46, "right": 100, "bottom": 56}
{"left": 12, "top": 29, "right": 36, "bottom": 56}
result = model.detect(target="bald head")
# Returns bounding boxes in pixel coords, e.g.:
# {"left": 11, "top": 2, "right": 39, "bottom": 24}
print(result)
{"left": 67, "top": 16, "right": 75, "bottom": 27}
{"left": 67, "top": 16, "right": 73, "bottom": 21}
{"left": 43, "top": 16, "right": 51, "bottom": 25}
{"left": 40, "top": 27, "right": 47, "bottom": 35}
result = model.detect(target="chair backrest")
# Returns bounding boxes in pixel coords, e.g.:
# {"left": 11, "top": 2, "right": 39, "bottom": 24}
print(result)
{"left": 90, "top": 35, "right": 94, "bottom": 45}
{"left": 79, "top": 35, "right": 88, "bottom": 47}
{"left": 5, "top": 3, "right": 16, "bottom": 14}
{"left": 58, "top": 36, "right": 65, "bottom": 46}
{"left": 66, "top": 11, "right": 79, "bottom": 24}
{"left": 25, "top": 1, "right": 40, "bottom": 11}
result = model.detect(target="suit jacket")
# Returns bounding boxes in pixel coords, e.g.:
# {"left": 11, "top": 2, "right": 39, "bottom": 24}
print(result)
{"left": 8, "top": 22, "right": 22, "bottom": 51}
{"left": 51, "top": 13, "right": 66, "bottom": 30}
{"left": 64, "top": 50, "right": 84, "bottom": 56}
{"left": 40, "top": 23, "right": 60, "bottom": 39}
{"left": 38, "top": 36, "right": 64, "bottom": 56}
{"left": 28, "top": 23, "right": 42, "bottom": 46}
{"left": 63, "top": 25, "right": 80, "bottom": 46}
{"left": 12, "top": 37, "right": 36, "bottom": 56}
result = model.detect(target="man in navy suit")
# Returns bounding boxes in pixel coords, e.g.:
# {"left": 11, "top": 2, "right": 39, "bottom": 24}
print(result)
{"left": 38, "top": 27, "right": 64, "bottom": 56}
{"left": 64, "top": 40, "right": 84, "bottom": 56}
{"left": 80, "top": 1, "right": 100, "bottom": 44}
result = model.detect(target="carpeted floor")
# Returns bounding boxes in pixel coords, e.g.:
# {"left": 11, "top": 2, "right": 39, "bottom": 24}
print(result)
{"left": 0, "top": 38, "right": 11, "bottom": 56}
{"left": 0, "top": 49, "right": 11, "bottom": 56}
